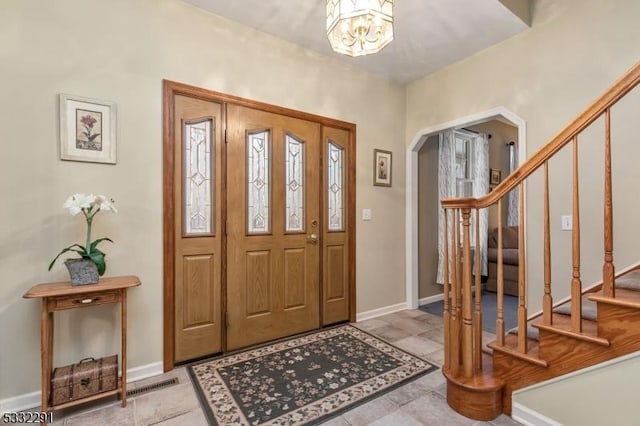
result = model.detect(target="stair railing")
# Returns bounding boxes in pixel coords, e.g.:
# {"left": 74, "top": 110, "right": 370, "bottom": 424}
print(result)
{"left": 441, "top": 60, "right": 640, "bottom": 377}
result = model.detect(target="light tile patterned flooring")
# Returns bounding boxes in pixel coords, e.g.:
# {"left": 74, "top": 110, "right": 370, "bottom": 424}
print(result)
{"left": 30, "top": 309, "right": 520, "bottom": 425}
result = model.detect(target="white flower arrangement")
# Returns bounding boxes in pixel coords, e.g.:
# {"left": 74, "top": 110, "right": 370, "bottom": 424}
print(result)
{"left": 48, "top": 193, "right": 117, "bottom": 276}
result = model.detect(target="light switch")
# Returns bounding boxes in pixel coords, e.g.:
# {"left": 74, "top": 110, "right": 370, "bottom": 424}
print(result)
{"left": 561, "top": 215, "right": 573, "bottom": 230}
{"left": 362, "top": 209, "right": 372, "bottom": 221}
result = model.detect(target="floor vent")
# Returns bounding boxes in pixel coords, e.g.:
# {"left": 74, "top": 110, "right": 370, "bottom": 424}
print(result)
{"left": 126, "top": 377, "right": 179, "bottom": 398}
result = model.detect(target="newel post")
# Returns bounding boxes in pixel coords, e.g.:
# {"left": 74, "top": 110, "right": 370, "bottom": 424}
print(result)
{"left": 461, "top": 208, "right": 474, "bottom": 378}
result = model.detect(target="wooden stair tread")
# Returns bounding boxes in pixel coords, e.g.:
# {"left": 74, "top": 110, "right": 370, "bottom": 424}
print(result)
{"left": 532, "top": 314, "right": 610, "bottom": 346}
{"left": 444, "top": 353, "right": 503, "bottom": 391}
{"left": 589, "top": 288, "right": 640, "bottom": 309}
{"left": 488, "top": 334, "right": 548, "bottom": 367}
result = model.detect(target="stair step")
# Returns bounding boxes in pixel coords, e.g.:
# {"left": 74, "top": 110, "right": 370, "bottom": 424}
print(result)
{"left": 444, "top": 353, "right": 505, "bottom": 421}
{"left": 444, "top": 353, "right": 503, "bottom": 391}
{"left": 614, "top": 268, "right": 640, "bottom": 291}
{"left": 488, "top": 334, "right": 548, "bottom": 367}
{"left": 552, "top": 293, "right": 598, "bottom": 320}
{"left": 589, "top": 287, "right": 640, "bottom": 309}
{"left": 507, "top": 322, "right": 539, "bottom": 340}
{"left": 533, "top": 319, "right": 610, "bottom": 347}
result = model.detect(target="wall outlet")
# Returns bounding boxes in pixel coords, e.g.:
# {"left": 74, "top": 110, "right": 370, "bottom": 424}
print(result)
{"left": 362, "top": 209, "right": 372, "bottom": 221}
{"left": 561, "top": 215, "right": 573, "bottom": 230}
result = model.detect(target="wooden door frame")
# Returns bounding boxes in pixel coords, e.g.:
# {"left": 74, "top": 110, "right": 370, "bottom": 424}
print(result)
{"left": 162, "top": 80, "right": 356, "bottom": 371}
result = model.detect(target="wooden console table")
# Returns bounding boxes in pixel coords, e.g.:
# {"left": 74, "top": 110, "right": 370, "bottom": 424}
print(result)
{"left": 23, "top": 275, "right": 141, "bottom": 414}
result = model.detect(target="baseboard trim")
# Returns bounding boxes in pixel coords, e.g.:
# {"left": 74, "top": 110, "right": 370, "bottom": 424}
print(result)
{"left": 419, "top": 293, "right": 444, "bottom": 306}
{"left": 512, "top": 402, "right": 562, "bottom": 426}
{"left": 126, "top": 361, "right": 164, "bottom": 383}
{"left": 0, "top": 361, "right": 164, "bottom": 414}
{"left": 0, "top": 391, "right": 41, "bottom": 416}
{"left": 356, "top": 302, "right": 408, "bottom": 322}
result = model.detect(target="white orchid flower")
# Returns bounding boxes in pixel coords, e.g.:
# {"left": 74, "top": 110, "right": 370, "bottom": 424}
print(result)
{"left": 50, "top": 192, "right": 118, "bottom": 277}
{"left": 96, "top": 195, "right": 118, "bottom": 213}
{"left": 63, "top": 193, "right": 96, "bottom": 216}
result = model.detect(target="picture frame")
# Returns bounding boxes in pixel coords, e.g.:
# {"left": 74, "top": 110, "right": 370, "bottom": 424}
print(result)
{"left": 373, "top": 149, "right": 392, "bottom": 187}
{"left": 490, "top": 168, "right": 502, "bottom": 186}
{"left": 59, "top": 94, "right": 117, "bottom": 164}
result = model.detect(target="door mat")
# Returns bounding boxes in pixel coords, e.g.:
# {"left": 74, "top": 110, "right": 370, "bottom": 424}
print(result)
{"left": 188, "top": 324, "right": 436, "bottom": 425}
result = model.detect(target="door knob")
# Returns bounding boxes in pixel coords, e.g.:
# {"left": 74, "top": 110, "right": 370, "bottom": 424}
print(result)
{"left": 307, "top": 234, "right": 318, "bottom": 244}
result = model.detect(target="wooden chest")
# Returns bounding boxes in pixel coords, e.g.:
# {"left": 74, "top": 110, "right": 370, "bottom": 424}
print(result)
{"left": 50, "top": 355, "right": 118, "bottom": 406}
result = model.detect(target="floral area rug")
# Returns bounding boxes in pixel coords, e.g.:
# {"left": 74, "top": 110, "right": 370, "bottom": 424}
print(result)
{"left": 188, "top": 324, "right": 435, "bottom": 425}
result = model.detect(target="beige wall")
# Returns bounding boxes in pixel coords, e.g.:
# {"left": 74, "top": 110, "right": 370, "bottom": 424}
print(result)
{"left": 0, "top": 0, "right": 407, "bottom": 398}
{"left": 513, "top": 353, "right": 640, "bottom": 425}
{"left": 406, "top": 0, "right": 640, "bottom": 313}
{"left": 418, "top": 135, "right": 441, "bottom": 299}
{"left": 467, "top": 120, "right": 518, "bottom": 232}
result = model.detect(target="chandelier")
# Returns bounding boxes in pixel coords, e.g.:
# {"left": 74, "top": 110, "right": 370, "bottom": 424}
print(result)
{"left": 326, "top": 0, "right": 394, "bottom": 57}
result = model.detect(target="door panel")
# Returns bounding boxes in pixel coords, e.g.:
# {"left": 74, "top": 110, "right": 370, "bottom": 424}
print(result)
{"left": 174, "top": 95, "right": 223, "bottom": 362}
{"left": 322, "top": 126, "right": 350, "bottom": 325}
{"left": 326, "top": 245, "right": 346, "bottom": 300}
{"left": 226, "top": 104, "right": 320, "bottom": 350}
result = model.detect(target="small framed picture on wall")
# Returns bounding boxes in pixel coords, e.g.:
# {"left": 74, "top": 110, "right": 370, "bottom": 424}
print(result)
{"left": 490, "top": 168, "right": 502, "bottom": 186}
{"left": 373, "top": 149, "right": 392, "bottom": 187}
{"left": 59, "top": 94, "right": 117, "bottom": 164}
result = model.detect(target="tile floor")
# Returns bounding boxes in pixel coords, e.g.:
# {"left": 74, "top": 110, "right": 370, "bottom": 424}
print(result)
{"left": 27, "top": 309, "right": 520, "bottom": 425}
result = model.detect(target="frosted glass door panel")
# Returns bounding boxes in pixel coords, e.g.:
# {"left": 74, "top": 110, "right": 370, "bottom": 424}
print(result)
{"left": 328, "top": 141, "right": 344, "bottom": 231}
{"left": 247, "top": 130, "right": 271, "bottom": 234}
{"left": 285, "top": 134, "right": 305, "bottom": 232}
{"left": 184, "top": 119, "right": 213, "bottom": 235}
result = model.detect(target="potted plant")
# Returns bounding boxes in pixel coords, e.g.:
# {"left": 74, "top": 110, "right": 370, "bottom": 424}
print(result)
{"left": 49, "top": 193, "right": 117, "bottom": 285}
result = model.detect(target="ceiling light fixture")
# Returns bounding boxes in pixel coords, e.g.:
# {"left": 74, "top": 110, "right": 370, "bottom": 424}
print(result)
{"left": 326, "top": 0, "right": 394, "bottom": 57}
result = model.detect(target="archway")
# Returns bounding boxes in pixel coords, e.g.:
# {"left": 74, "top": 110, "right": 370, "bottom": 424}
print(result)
{"left": 405, "top": 107, "right": 526, "bottom": 309}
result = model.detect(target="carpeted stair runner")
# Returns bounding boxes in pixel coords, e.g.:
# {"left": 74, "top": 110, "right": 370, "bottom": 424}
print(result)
{"left": 508, "top": 269, "right": 640, "bottom": 341}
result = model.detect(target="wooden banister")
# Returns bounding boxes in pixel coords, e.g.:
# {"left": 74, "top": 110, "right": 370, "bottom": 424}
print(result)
{"left": 442, "top": 61, "right": 640, "bottom": 211}
{"left": 441, "top": 60, "right": 640, "bottom": 421}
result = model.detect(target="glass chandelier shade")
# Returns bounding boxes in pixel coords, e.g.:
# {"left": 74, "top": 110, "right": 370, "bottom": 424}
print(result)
{"left": 326, "top": 0, "right": 394, "bottom": 57}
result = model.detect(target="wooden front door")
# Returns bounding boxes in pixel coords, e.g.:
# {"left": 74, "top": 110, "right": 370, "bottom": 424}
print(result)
{"left": 164, "top": 81, "right": 355, "bottom": 368}
{"left": 173, "top": 95, "right": 223, "bottom": 362}
{"left": 226, "top": 104, "right": 321, "bottom": 350}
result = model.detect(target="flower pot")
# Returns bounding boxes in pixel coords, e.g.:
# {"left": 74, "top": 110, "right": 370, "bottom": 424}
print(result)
{"left": 64, "top": 259, "right": 99, "bottom": 285}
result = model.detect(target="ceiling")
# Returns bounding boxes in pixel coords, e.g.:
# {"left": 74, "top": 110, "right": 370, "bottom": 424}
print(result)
{"left": 181, "top": 0, "right": 530, "bottom": 84}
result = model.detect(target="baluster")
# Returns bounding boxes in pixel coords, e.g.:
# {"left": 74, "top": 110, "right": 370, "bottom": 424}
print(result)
{"left": 455, "top": 209, "right": 463, "bottom": 328}
{"left": 443, "top": 209, "right": 450, "bottom": 370}
{"left": 496, "top": 199, "right": 505, "bottom": 346}
{"left": 603, "top": 108, "right": 615, "bottom": 297}
{"left": 450, "top": 209, "right": 460, "bottom": 375}
{"left": 474, "top": 208, "right": 482, "bottom": 371}
{"left": 461, "top": 208, "right": 473, "bottom": 377}
{"left": 543, "top": 161, "right": 553, "bottom": 325}
{"left": 571, "top": 137, "right": 583, "bottom": 332}
{"left": 517, "top": 183, "right": 528, "bottom": 353}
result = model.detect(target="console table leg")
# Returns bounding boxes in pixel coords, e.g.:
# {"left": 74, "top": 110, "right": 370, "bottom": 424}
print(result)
{"left": 41, "top": 300, "right": 53, "bottom": 418}
{"left": 121, "top": 289, "right": 127, "bottom": 407}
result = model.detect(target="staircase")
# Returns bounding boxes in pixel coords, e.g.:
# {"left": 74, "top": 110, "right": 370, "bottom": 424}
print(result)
{"left": 439, "top": 60, "right": 640, "bottom": 421}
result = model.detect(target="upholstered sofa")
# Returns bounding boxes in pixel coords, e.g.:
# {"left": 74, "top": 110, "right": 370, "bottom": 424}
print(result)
{"left": 486, "top": 226, "right": 519, "bottom": 296}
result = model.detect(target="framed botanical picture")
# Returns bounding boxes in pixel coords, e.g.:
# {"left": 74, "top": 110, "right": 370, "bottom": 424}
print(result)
{"left": 59, "top": 94, "right": 117, "bottom": 164}
{"left": 490, "top": 168, "right": 502, "bottom": 186}
{"left": 373, "top": 149, "right": 392, "bottom": 187}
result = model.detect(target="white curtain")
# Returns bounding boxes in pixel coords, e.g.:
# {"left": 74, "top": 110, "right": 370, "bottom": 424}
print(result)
{"left": 472, "top": 134, "right": 489, "bottom": 277}
{"left": 436, "top": 130, "right": 489, "bottom": 284}
{"left": 507, "top": 142, "right": 519, "bottom": 226}
{"left": 436, "top": 131, "right": 456, "bottom": 284}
